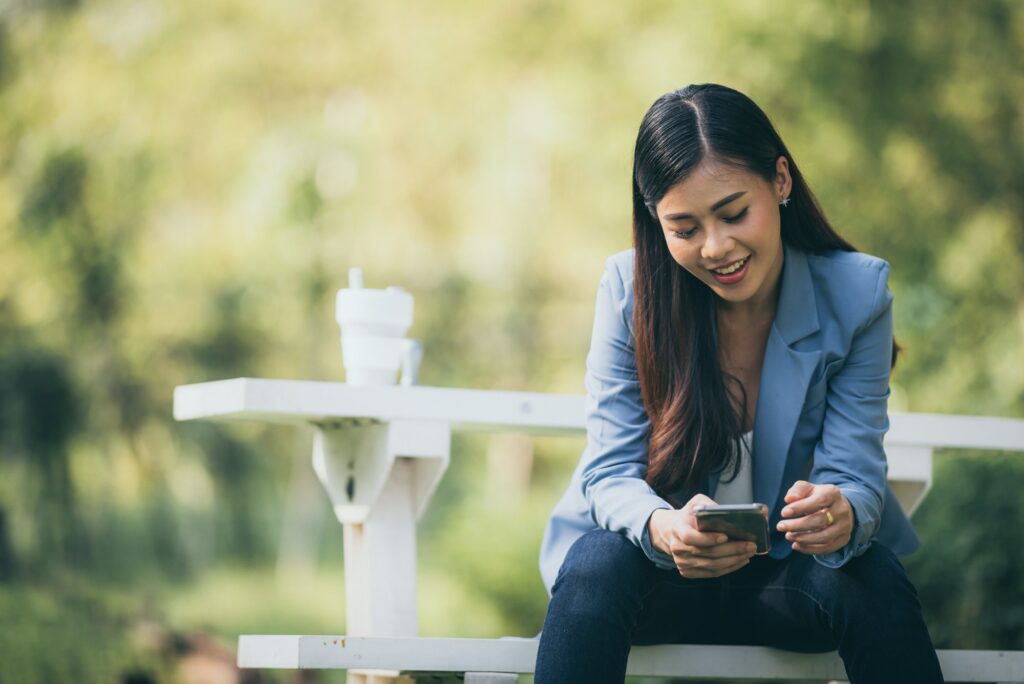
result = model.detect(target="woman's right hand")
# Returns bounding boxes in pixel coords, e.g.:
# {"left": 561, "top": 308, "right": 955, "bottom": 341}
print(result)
{"left": 647, "top": 494, "right": 757, "bottom": 578}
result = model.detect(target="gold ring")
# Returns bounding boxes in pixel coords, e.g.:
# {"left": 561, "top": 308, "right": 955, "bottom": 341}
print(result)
{"left": 824, "top": 509, "right": 835, "bottom": 526}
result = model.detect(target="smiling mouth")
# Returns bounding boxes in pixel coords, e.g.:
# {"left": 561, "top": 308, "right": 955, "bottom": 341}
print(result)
{"left": 710, "top": 256, "right": 750, "bottom": 275}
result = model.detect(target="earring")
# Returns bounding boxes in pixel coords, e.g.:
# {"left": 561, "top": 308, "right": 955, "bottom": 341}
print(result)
{"left": 779, "top": 197, "right": 791, "bottom": 207}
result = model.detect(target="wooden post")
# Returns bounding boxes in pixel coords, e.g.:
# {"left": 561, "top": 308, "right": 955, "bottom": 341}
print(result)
{"left": 311, "top": 419, "right": 451, "bottom": 683}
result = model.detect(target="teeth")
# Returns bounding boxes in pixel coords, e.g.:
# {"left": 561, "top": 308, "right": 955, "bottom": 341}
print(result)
{"left": 714, "top": 257, "right": 748, "bottom": 275}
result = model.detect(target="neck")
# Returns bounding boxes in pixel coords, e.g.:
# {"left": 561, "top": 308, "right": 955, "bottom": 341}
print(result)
{"left": 717, "top": 301, "right": 776, "bottom": 329}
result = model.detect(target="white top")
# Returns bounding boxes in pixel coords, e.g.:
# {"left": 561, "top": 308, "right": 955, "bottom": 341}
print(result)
{"left": 713, "top": 430, "right": 754, "bottom": 505}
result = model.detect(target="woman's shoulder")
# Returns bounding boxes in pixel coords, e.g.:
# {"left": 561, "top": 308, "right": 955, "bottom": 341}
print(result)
{"left": 599, "top": 248, "right": 637, "bottom": 303}
{"left": 603, "top": 248, "right": 636, "bottom": 282}
{"left": 597, "top": 248, "right": 637, "bottom": 333}
{"left": 804, "top": 247, "right": 893, "bottom": 326}
{"left": 806, "top": 248, "right": 891, "bottom": 289}
{"left": 806, "top": 247, "right": 891, "bottom": 275}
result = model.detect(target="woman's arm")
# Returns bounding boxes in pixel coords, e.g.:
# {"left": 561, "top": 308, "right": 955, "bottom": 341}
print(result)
{"left": 577, "top": 256, "right": 676, "bottom": 570}
{"left": 784, "top": 261, "right": 895, "bottom": 568}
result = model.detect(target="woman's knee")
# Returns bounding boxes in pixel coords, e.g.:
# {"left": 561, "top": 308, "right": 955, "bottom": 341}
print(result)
{"left": 847, "top": 543, "right": 920, "bottom": 603}
{"left": 553, "top": 529, "right": 651, "bottom": 599}
{"left": 806, "top": 543, "right": 926, "bottom": 627}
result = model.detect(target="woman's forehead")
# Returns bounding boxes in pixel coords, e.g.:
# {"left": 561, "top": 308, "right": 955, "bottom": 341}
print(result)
{"left": 660, "top": 161, "right": 760, "bottom": 211}
{"left": 679, "top": 159, "right": 755, "bottom": 191}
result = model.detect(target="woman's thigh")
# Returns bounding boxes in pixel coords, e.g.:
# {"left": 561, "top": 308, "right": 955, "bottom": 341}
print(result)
{"left": 632, "top": 543, "right": 914, "bottom": 652}
{"left": 630, "top": 574, "right": 733, "bottom": 646}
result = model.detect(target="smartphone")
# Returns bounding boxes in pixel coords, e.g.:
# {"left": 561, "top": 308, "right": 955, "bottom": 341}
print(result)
{"left": 694, "top": 503, "right": 771, "bottom": 555}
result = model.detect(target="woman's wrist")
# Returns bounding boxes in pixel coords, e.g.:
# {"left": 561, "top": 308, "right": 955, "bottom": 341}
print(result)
{"left": 648, "top": 508, "right": 672, "bottom": 555}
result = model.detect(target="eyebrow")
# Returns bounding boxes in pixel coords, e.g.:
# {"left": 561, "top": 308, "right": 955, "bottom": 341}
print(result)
{"left": 662, "top": 191, "right": 747, "bottom": 221}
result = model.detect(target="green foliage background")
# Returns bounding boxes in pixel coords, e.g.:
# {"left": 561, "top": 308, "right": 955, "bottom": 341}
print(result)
{"left": 0, "top": 0, "right": 1022, "bottom": 681}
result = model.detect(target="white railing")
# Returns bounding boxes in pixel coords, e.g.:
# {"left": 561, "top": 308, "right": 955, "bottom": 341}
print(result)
{"left": 174, "top": 377, "right": 1024, "bottom": 683}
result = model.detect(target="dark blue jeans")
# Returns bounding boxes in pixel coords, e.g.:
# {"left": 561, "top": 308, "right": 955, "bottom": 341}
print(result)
{"left": 535, "top": 528, "right": 943, "bottom": 683}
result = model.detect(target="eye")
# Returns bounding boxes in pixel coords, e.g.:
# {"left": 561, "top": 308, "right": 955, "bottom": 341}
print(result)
{"left": 672, "top": 227, "right": 698, "bottom": 240}
{"left": 723, "top": 207, "right": 749, "bottom": 224}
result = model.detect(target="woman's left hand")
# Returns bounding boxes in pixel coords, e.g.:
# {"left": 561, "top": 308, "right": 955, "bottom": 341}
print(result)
{"left": 776, "top": 480, "right": 853, "bottom": 555}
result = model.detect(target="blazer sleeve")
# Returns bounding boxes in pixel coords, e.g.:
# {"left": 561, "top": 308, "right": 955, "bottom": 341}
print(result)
{"left": 809, "top": 260, "right": 894, "bottom": 568}
{"left": 578, "top": 256, "right": 676, "bottom": 570}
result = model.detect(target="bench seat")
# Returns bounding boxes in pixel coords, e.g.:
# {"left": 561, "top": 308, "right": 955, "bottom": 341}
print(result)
{"left": 238, "top": 635, "right": 1024, "bottom": 682}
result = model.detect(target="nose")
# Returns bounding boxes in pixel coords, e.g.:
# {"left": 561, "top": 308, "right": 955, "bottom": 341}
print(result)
{"left": 701, "top": 225, "right": 735, "bottom": 263}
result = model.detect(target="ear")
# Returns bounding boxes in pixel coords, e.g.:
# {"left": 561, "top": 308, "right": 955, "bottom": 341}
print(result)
{"left": 775, "top": 155, "right": 792, "bottom": 199}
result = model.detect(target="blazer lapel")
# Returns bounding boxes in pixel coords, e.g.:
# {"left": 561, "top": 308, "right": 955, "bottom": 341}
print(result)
{"left": 751, "top": 242, "right": 821, "bottom": 511}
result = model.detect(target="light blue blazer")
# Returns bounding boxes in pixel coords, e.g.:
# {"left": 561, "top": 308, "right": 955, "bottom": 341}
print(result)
{"left": 539, "top": 240, "right": 920, "bottom": 596}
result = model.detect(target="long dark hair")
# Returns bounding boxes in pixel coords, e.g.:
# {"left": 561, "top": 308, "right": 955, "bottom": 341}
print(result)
{"left": 631, "top": 83, "right": 902, "bottom": 504}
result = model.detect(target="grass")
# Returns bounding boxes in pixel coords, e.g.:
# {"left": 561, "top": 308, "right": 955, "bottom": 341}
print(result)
{"left": 165, "top": 562, "right": 510, "bottom": 639}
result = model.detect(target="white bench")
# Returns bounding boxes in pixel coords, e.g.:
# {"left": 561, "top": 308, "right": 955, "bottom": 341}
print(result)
{"left": 174, "top": 378, "right": 1024, "bottom": 683}
{"left": 236, "top": 635, "right": 1024, "bottom": 682}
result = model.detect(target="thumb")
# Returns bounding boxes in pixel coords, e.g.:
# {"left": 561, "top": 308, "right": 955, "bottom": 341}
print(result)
{"left": 685, "top": 493, "right": 717, "bottom": 512}
{"left": 784, "top": 480, "right": 814, "bottom": 503}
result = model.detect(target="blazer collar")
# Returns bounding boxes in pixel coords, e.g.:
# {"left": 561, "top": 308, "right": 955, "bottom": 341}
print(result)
{"left": 773, "top": 240, "right": 820, "bottom": 346}
{"left": 708, "top": 240, "right": 822, "bottom": 519}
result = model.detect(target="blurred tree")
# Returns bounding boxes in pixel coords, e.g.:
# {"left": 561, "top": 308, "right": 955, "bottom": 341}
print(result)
{"left": 758, "top": 0, "right": 1024, "bottom": 417}
{"left": 0, "top": 22, "right": 13, "bottom": 91}
{"left": 905, "top": 454, "right": 1024, "bottom": 649}
{"left": 0, "top": 345, "right": 83, "bottom": 572}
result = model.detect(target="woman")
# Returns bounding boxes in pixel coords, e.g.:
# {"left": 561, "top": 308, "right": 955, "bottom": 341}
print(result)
{"left": 534, "top": 84, "right": 943, "bottom": 683}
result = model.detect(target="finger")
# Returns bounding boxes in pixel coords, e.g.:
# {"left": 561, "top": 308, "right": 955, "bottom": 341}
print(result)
{"left": 682, "top": 494, "right": 719, "bottom": 531}
{"left": 780, "top": 486, "right": 840, "bottom": 518}
{"left": 785, "top": 526, "right": 839, "bottom": 545}
{"left": 699, "top": 554, "right": 752, "bottom": 578}
{"left": 677, "top": 546, "right": 752, "bottom": 571}
{"left": 676, "top": 556, "right": 720, "bottom": 577}
{"left": 702, "top": 541, "right": 758, "bottom": 558}
{"left": 679, "top": 541, "right": 756, "bottom": 559}
{"left": 678, "top": 567, "right": 720, "bottom": 579}
{"left": 704, "top": 550, "right": 756, "bottom": 570}
{"left": 679, "top": 564, "right": 736, "bottom": 579}
{"left": 792, "top": 539, "right": 842, "bottom": 554}
{"left": 784, "top": 480, "right": 815, "bottom": 504}
{"left": 681, "top": 528, "right": 729, "bottom": 548}
{"left": 720, "top": 555, "right": 753, "bottom": 575}
{"left": 789, "top": 538, "right": 842, "bottom": 555}
{"left": 685, "top": 547, "right": 744, "bottom": 572}
{"left": 684, "top": 494, "right": 718, "bottom": 513}
{"left": 781, "top": 495, "right": 832, "bottom": 518}
{"left": 777, "top": 509, "right": 832, "bottom": 533}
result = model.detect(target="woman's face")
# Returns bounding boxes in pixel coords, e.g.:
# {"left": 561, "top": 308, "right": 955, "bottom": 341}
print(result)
{"left": 654, "top": 156, "right": 792, "bottom": 316}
